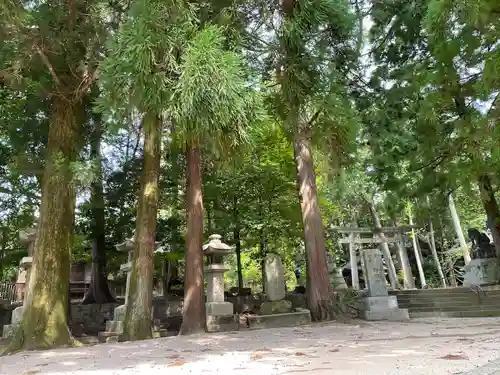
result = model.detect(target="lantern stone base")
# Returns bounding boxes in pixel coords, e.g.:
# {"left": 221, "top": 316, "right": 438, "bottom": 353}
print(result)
{"left": 206, "top": 301, "right": 233, "bottom": 316}
{"left": 360, "top": 296, "right": 410, "bottom": 321}
{"left": 206, "top": 314, "right": 239, "bottom": 333}
{"left": 205, "top": 301, "right": 238, "bottom": 332}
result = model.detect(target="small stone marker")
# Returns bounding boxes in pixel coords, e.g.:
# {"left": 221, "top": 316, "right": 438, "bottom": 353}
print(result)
{"left": 362, "top": 248, "right": 389, "bottom": 297}
{"left": 264, "top": 253, "right": 286, "bottom": 301}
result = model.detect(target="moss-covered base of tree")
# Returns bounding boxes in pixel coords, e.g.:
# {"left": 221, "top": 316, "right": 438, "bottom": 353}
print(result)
{"left": 1, "top": 323, "right": 81, "bottom": 355}
{"left": 118, "top": 323, "right": 153, "bottom": 342}
{"left": 308, "top": 295, "right": 353, "bottom": 323}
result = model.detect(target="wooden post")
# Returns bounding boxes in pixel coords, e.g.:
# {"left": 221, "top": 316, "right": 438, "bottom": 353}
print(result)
{"left": 409, "top": 207, "right": 426, "bottom": 287}
{"left": 448, "top": 193, "right": 471, "bottom": 264}
{"left": 348, "top": 232, "right": 359, "bottom": 290}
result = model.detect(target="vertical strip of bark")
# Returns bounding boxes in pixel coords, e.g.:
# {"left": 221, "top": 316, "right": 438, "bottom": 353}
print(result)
{"left": 82, "top": 116, "right": 115, "bottom": 304}
{"left": 478, "top": 175, "right": 500, "bottom": 257}
{"left": 120, "top": 113, "right": 161, "bottom": 342}
{"left": 294, "top": 132, "right": 334, "bottom": 321}
{"left": 179, "top": 144, "right": 205, "bottom": 335}
{"left": 448, "top": 193, "right": 471, "bottom": 264}
{"left": 4, "top": 97, "right": 81, "bottom": 353}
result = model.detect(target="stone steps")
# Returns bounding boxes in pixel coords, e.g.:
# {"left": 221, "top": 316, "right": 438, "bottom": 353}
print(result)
{"left": 391, "top": 287, "right": 500, "bottom": 319}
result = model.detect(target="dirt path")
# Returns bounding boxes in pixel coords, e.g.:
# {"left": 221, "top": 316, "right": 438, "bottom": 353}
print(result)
{"left": 1, "top": 317, "right": 500, "bottom": 375}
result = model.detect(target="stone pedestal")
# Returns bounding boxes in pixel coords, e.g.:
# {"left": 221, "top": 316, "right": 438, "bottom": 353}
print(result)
{"left": 360, "top": 248, "right": 409, "bottom": 321}
{"left": 203, "top": 234, "right": 239, "bottom": 332}
{"left": 463, "top": 258, "right": 499, "bottom": 287}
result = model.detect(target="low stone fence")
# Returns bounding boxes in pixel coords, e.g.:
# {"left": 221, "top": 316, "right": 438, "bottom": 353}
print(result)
{"left": 0, "top": 292, "right": 309, "bottom": 336}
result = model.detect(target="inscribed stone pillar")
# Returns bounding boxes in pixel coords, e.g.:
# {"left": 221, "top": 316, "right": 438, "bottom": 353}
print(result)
{"left": 264, "top": 253, "right": 286, "bottom": 301}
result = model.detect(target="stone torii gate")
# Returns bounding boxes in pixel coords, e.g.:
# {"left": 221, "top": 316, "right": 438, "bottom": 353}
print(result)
{"left": 334, "top": 226, "right": 414, "bottom": 290}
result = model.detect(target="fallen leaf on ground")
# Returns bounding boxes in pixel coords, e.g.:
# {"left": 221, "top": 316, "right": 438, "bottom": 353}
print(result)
{"left": 251, "top": 353, "right": 264, "bottom": 360}
{"left": 439, "top": 354, "right": 469, "bottom": 360}
{"left": 167, "top": 354, "right": 181, "bottom": 359}
{"left": 168, "top": 361, "right": 186, "bottom": 367}
{"left": 329, "top": 348, "right": 340, "bottom": 352}
{"left": 295, "top": 352, "right": 306, "bottom": 356}
{"left": 256, "top": 348, "right": 272, "bottom": 352}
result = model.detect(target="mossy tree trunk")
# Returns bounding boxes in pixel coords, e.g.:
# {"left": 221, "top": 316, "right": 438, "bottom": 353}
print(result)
{"left": 179, "top": 144, "right": 205, "bottom": 335}
{"left": 293, "top": 131, "right": 334, "bottom": 321}
{"left": 120, "top": 113, "right": 161, "bottom": 342}
{"left": 82, "top": 116, "right": 115, "bottom": 304}
{"left": 3, "top": 97, "right": 82, "bottom": 354}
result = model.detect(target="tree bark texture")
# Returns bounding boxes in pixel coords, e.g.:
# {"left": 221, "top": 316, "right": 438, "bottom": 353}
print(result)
{"left": 179, "top": 144, "right": 205, "bottom": 335}
{"left": 4, "top": 98, "right": 82, "bottom": 353}
{"left": 293, "top": 132, "right": 334, "bottom": 321}
{"left": 82, "top": 117, "right": 115, "bottom": 304}
{"left": 368, "top": 202, "right": 400, "bottom": 289}
{"left": 120, "top": 113, "right": 161, "bottom": 342}
{"left": 478, "top": 175, "right": 500, "bottom": 257}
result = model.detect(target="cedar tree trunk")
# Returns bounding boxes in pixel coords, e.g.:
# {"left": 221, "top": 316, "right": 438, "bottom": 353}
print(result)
{"left": 293, "top": 131, "right": 334, "bottom": 321}
{"left": 120, "top": 113, "right": 161, "bottom": 342}
{"left": 4, "top": 97, "right": 81, "bottom": 353}
{"left": 478, "top": 175, "right": 500, "bottom": 257}
{"left": 179, "top": 144, "right": 205, "bottom": 335}
{"left": 82, "top": 117, "right": 115, "bottom": 304}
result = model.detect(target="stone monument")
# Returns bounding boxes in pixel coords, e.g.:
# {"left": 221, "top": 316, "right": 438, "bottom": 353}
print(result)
{"left": 203, "top": 234, "right": 239, "bottom": 332}
{"left": 360, "top": 248, "right": 409, "bottom": 321}
{"left": 260, "top": 253, "right": 293, "bottom": 315}
{"left": 326, "top": 252, "right": 347, "bottom": 289}
{"left": 2, "top": 227, "right": 36, "bottom": 338}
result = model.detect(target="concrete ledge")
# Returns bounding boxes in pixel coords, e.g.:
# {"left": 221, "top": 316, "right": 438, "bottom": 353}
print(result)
{"left": 247, "top": 308, "right": 311, "bottom": 330}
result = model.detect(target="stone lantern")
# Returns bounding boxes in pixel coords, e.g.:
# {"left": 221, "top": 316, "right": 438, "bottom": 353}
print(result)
{"left": 203, "top": 234, "right": 238, "bottom": 332}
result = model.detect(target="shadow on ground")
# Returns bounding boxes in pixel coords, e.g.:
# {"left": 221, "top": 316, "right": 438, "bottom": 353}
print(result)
{"left": 1, "top": 318, "right": 500, "bottom": 375}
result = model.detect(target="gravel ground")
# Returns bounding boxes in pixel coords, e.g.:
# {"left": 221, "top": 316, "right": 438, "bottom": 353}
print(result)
{"left": 2, "top": 317, "right": 500, "bottom": 375}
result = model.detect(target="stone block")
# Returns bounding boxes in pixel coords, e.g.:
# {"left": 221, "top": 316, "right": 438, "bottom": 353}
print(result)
{"left": 264, "top": 254, "right": 286, "bottom": 301}
{"left": 2, "top": 324, "right": 18, "bottom": 338}
{"left": 205, "top": 301, "right": 233, "bottom": 316}
{"left": 260, "top": 300, "right": 292, "bottom": 315}
{"left": 11, "top": 306, "right": 24, "bottom": 325}
{"left": 113, "top": 304, "right": 126, "bottom": 321}
{"left": 247, "top": 308, "right": 311, "bottom": 330}
{"left": 206, "top": 314, "right": 239, "bottom": 333}
{"left": 105, "top": 320, "right": 123, "bottom": 333}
